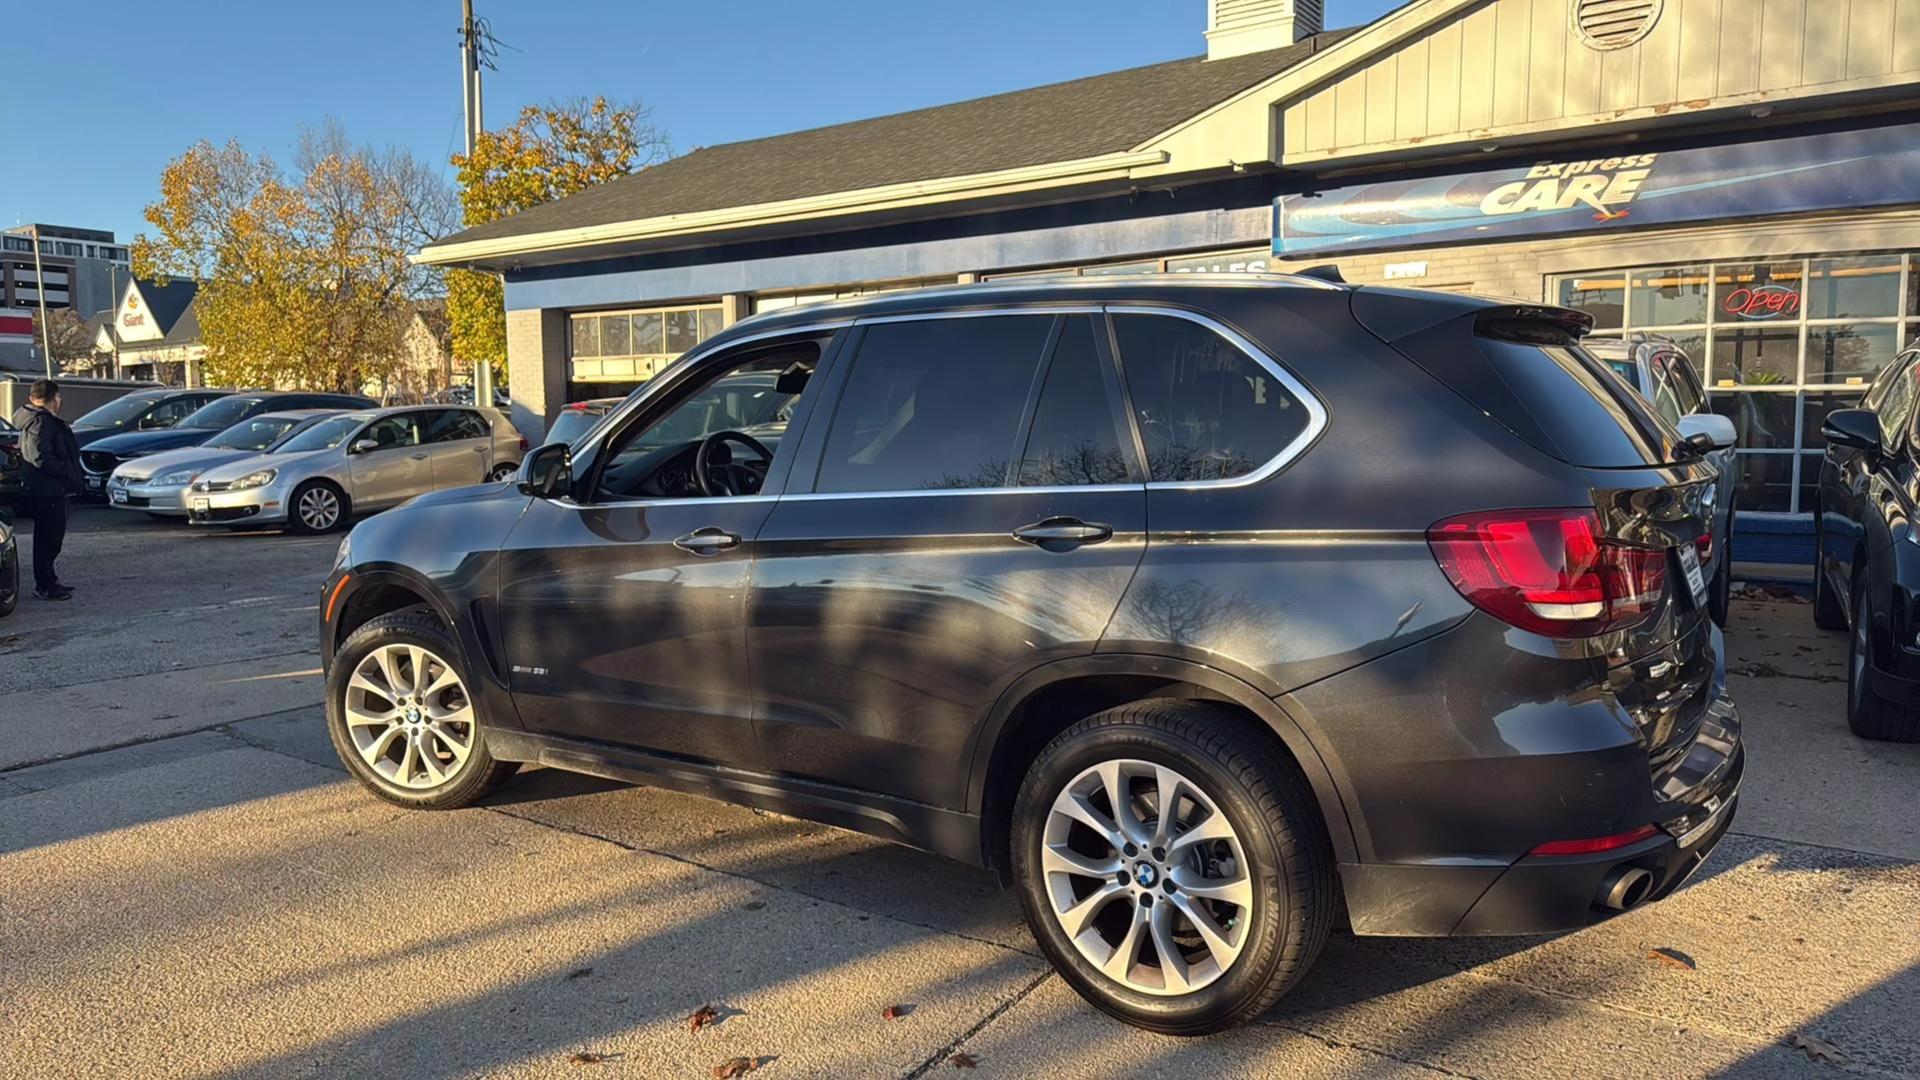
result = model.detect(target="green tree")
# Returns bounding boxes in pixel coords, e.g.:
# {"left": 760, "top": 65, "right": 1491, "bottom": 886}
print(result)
{"left": 447, "top": 97, "right": 671, "bottom": 378}
{"left": 132, "top": 125, "right": 455, "bottom": 392}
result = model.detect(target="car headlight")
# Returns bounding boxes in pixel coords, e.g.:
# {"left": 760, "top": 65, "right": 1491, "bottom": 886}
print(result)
{"left": 229, "top": 469, "right": 278, "bottom": 491}
{"left": 334, "top": 533, "right": 352, "bottom": 570}
{"left": 154, "top": 469, "right": 199, "bottom": 487}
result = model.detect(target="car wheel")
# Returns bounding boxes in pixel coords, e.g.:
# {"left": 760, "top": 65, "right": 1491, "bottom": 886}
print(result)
{"left": 289, "top": 481, "right": 348, "bottom": 535}
{"left": 1011, "top": 699, "right": 1335, "bottom": 1035}
{"left": 488, "top": 462, "right": 518, "bottom": 482}
{"left": 326, "top": 610, "right": 519, "bottom": 808}
{"left": 1847, "top": 578, "right": 1920, "bottom": 742}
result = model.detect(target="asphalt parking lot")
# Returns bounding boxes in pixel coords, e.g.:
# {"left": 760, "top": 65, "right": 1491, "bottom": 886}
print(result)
{"left": 2, "top": 506, "right": 1918, "bottom": 1079}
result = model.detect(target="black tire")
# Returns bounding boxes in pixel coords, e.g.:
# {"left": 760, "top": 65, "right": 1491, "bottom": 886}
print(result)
{"left": 1010, "top": 699, "right": 1335, "bottom": 1035}
{"left": 1847, "top": 578, "right": 1920, "bottom": 742}
{"left": 326, "top": 610, "right": 519, "bottom": 808}
{"left": 288, "top": 480, "right": 349, "bottom": 535}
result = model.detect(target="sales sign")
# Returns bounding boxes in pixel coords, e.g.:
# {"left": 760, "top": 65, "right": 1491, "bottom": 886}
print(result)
{"left": 1274, "top": 122, "right": 1920, "bottom": 256}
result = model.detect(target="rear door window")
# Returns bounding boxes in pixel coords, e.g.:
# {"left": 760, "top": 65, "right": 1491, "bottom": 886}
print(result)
{"left": 1017, "top": 316, "right": 1130, "bottom": 486}
{"left": 815, "top": 316, "right": 1052, "bottom": 492}
{"left": 1110, "top": 313, "right": 1309, "bottom": 482}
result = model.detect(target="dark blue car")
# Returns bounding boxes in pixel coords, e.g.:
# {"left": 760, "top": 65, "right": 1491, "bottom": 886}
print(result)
{"left": 79, "top": 391, "right": 377, "bottom": 496}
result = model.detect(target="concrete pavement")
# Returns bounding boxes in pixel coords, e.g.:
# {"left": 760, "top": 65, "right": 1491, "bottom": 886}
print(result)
{"left": 1, "top": 508, "right": 1916, "bottom": 1078}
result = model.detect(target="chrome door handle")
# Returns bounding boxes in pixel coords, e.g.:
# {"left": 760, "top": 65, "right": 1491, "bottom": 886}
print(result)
{"left": 1012, "top": 517, "right": 1113, "bottom": 545}
{"left": 472, "top": 446, "right": 487, "bottom": 453}
{"left": 674, "top": 527, "right": 742, "bottom": 555}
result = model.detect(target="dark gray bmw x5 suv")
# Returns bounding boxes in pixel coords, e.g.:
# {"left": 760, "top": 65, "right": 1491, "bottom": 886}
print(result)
{"left": 319, "top": 275, "right": 1743, "bottom": 1034}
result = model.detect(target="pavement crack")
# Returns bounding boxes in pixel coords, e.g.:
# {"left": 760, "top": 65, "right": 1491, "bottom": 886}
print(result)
{"left": 1254, "top": 1018, "right": 1484, "bottom": 1078}
{"left": 1727, "top": 663, "right": 1844, "bottom": 683}
{"left": 480, "top": 803, "right": 1042, "bottom": 959}
{"left": 901, "top": 970, "right": 1053, "bottom": 1080}
{"left": 4, "top": 648, "right": 316, "bottom": 696}
{"left": 0, "top": 704, "right": 317, "bottom": 775}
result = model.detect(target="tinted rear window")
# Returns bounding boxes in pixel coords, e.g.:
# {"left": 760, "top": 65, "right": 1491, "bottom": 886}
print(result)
{"left": 1476, "top": 329, "right": 1678, "bottom": 467}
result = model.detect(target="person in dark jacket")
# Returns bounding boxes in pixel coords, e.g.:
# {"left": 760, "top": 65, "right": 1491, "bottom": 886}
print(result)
{"left": 11, "top": 380, "right": 81, "bottom": 600}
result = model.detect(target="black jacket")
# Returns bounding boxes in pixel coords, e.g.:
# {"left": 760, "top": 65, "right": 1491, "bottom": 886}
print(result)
{"left": 10, "top": 404, "right": 83, "bottom": 498}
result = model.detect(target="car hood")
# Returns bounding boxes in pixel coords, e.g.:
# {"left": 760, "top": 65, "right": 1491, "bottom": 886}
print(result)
{"left": 113, "top": 446, "right": 256, "bottom": 482}
{"left": 86, "top": 427, "right": 224, "bottom": 456}
{"left": 193, "top": 448, "right": 332, "bottom": 483}
{"left": 395, "top": 479, "right": 519, "bottom": 513}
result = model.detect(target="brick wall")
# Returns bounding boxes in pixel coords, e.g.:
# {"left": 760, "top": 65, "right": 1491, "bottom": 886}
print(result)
{"left": 505, "top": 307, "right": 567, "bottom": 442}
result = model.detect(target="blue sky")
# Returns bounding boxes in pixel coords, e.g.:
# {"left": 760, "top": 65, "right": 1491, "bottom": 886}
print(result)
{"left": 7, "top": 0, "right": 1404, "bottom": 245}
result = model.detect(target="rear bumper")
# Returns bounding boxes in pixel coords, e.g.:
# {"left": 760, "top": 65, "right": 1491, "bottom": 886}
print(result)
{"left": 1339, "top": 692, "right": 1743, "bottom": 937}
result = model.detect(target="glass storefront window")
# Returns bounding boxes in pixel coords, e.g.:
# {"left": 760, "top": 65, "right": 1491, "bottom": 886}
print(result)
{"left": 1713, "top": 327, "right": 1799, "bottom": 386}
{"left": 1556, "top": 274, "right": 1626, "bottom": 329}
{"left": 1629, "top": 265, "right": 1712, "bottom": 327}
{"left": 1797, "top": 453, "right": 1824, "bottom": 516}
{"left": 1551, "top": 252, "right": 1919, "bottom": 514}
{"left": 569, "top": 303, "right": 725, "bottom": 383}
{"left": 1806, "top": 255, "right": 1903, "bottom": 319}
{"left": 1808, "top": 323, "right": 1900, "bottom": 385}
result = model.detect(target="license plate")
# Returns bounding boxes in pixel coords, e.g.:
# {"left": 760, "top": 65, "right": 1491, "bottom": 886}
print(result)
{"left": 87, "top": 476, "right": 104, "bottom": 491}
{"left": 191, "top": 497, "right": 209, "bottom": 513}
{"left": 110, "top": 489, "right": 128, "bottom": 504}
{"left": 1679, "top": 545, "right": 1708, "bottom": 608}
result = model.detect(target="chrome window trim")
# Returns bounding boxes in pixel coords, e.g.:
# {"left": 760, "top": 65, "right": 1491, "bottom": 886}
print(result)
{"left": 565, "top": 303, "right": 1329, "bottom": 507}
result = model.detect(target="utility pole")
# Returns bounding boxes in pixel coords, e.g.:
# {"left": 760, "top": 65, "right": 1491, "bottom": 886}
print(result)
{"left": 460, "top": 0, "right": 496, "bottom": 410}
{"left": 30, "top": 225, "right": 52, "bottom": 378}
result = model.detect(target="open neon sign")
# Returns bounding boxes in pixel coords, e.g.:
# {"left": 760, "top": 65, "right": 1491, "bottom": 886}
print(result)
{"left": 1721, "top": 284, "right": 1801, "bottom": 320}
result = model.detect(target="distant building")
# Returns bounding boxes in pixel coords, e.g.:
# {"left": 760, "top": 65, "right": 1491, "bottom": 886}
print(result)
{"left": 0, "top": 223, "right": 134, "bottom": 373}
{"left": 101, "top": 277, "right": 207, "bottom": 386}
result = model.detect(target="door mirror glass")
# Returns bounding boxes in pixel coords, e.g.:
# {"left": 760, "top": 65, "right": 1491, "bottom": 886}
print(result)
{"left": 1675, "top": 413, "right": 1736, "bottom": 451}
{"left": 1822, "top": 408, "right": 1883, "bottom": 456}
{"left": 519, "top": 442, "right": 572, "bottom": 498}
{"left": 350, "top": 438, "right": 381, "bottom": 455}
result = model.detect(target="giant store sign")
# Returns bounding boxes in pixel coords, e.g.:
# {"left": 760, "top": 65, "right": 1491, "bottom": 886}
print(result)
{"left": 1274, "top": 122, "right": 1920, "bottom": 256}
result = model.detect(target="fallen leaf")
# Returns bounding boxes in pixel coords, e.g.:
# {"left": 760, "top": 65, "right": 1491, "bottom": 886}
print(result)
{"left": 1791, "top": 1034, "right": 1847, "bottom": 1064}
{"left": 564, "top": 967, "right": 594, "bottom": 980}
{"left": 1647, "top": 947, "right": 1696, "bottom": 971}
{"left": 882, "top": 1003, "right": 911, "bottom": 1021}
{"left": 713, "top": 1057, "right": 758, "bottom": 1079}
{"left": 568, "top": 1051, "right": 624, "bottom": 1066}
{"left": 688, "top": 1004, "right": 720, "bottom": 1034}
{"left": 951, "top": 1052, "right": 979, "bottom": 1069}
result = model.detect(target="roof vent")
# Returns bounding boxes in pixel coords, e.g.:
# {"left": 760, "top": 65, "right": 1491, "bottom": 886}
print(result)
{"left": 1572, "top": 0, "right": 1663, "bottom": 51}
{"left": 1206, "top": 0, "right": 1324, "bottom": 61}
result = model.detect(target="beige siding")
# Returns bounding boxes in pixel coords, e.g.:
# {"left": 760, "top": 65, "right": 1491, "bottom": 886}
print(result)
{"left": 1280, "top": 0, "right": 1920, "bottom": 162}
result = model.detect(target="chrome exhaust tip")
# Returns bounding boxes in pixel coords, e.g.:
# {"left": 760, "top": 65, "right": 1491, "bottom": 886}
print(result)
{"left": 1598, "top": 866, "right": 1653, "bottom": 911}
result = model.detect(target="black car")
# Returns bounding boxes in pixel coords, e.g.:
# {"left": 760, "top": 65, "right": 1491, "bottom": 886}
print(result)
{"left": 0, "top": 414, "right": 19, "bottom": 510}
{"left": 319, "top": 276, "right": 1742, "bottom": 1034}
{"left": 70, "top": 387, "right": 234, "bottom": 450}
{"left": 1813, "top": 346, "right": 1920, "bottom": 743}
{"left": 79, "top": 391, "right": 377, "bottom": 496}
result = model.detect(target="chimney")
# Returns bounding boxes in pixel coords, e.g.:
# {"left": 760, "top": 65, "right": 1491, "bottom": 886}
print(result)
{"left": 1205, "top": 0, "right": 1324, "bottom": 60}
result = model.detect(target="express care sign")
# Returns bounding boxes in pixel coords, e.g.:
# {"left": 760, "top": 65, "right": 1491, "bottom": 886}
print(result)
{"left": 1275, "top": 121, "right": 1920, "bottom": 256}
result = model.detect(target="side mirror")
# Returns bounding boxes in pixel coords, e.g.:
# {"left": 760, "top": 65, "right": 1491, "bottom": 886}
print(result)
{"left": 518, "top": 442, "right": 572, "bottom": 499}
{"left": 1676, "top": 413, "right": 1737, "bottom": 451}
{"left": 1822, "top": 408, "right": 1883, "bottom": 457}
{"left": 350, "top": 438, "right": 381, "bottom": 455}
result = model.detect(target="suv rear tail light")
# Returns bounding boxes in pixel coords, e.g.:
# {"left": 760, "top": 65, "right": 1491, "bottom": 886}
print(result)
{"left": 1529, "top": 824, "right": 1659, "bottom": 857}
{"left": 1427, "top": 508, "right": 1667, "bottom": 637}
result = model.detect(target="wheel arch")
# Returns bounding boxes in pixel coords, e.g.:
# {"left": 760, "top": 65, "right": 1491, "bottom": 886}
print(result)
{"left": 329, "top": 566, "right": 459, "bottom": 660}
{"left": 968, "top": 654, "right": 1358, "bottom": 876}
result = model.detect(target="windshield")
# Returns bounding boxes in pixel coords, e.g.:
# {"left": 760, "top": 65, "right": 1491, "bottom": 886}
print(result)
{"left": 547, "top": 403, "right": 620, "bottom": 448}
{"left": 180, "top": 396, "right": 264, "bottom": 430}
{"left": 74, "top": 395, "right": 164, "bottom": 429}
{"left": 207, "top": 416, "right": 304, "bottom": 451}
{"left": 275, "top": 414, "right": 367, "bottom": 454}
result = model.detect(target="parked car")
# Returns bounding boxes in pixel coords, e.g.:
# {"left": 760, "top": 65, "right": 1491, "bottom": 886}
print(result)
{"left": 190, "top": 404, "right": 523, "bottom": 533}
{"left": 1812, "top": 346, "right": 1920, "bottom": 742}
{"left": 0, "top": 517, "right": 16, "bottom": 617}
{"left": 70, "top": 387, "right": 234, "bottom": 450}
{"left": 318, "top": 277, "right": 1742, "bottom": 1035}
{"left": 0, "top": 415, "right": 19, "bottom": 511}
{"left": 106, "top": 410, "right": 347, "bottom": 518}
{"left": 544, "top": 398, "right": 625, "bottom": 448}
{"left": 1587, "top": 337, "right": 1738, "bottom": 625}
{"left": 78, "top": 391, "right": 376, "bottom": 498}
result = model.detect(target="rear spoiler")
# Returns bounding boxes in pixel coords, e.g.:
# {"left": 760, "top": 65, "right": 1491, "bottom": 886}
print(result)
{"left": 1349, "top": 288, "right": 1595, "bottom": 345}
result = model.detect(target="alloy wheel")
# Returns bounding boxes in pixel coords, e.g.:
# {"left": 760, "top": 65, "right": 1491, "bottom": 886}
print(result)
{"left": 1041, "top": 758, "right": 1251, "bottom": 995}
{"left": 342, "top": 643, "right": 476, "bottom": 789}
{"left": 298, "top": 487, "right": 341, "bottom": 531}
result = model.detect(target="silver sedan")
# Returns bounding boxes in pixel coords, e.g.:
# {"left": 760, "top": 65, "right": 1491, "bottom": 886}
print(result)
{"left": 105, "top": 410, "right": 345, "bottom": 518}
{"left": 187, "top": 405, "right": 526, "bottom": 533}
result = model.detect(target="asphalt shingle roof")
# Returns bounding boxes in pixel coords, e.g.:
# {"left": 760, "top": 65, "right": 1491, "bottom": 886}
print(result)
{"left": 436, "top": 30, "right": 1356, "bottom": 249}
